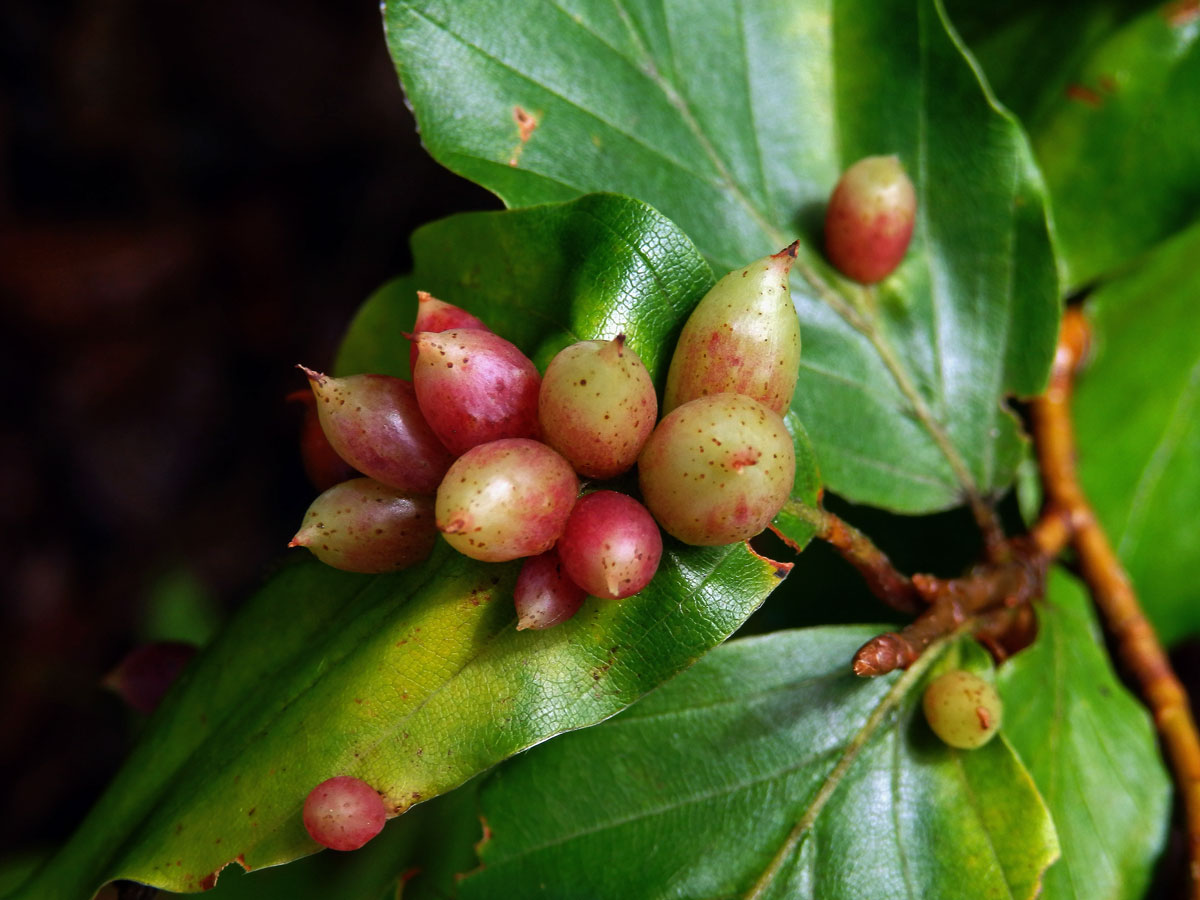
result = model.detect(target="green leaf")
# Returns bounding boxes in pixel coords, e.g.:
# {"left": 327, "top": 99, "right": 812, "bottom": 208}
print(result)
{"left": 337, "top": 192, "right": 717, "bottom": 386}
{"left": 12, "top": 195, "right": 799, "bottom": 900}
{"left": 460, "top": 629, "right": 1057, "bottom": 900}
{"left": 203, "top": 778, "right": 483, "bottom": 900}
{"left": 385, "top": 0, "right": 1060, "bottom": 515}
{"left": 1072, "top": 218, "right": 1200, "bottom": 645}
{"left": 334, "top": 275, "right": 419, "bottom": 379}
{"left": 998, "top": 568, "right": 1170, "bottom": 900}
{"left": 1035, "top": 2, "right": 1200, "bottom": 288}
{"left": 14, "top": 545, "right": 787, "bottom": 899}
{"left": 945, "top": 0, "right": 1146, "bottom": 126}
{"left": 961, "top": 0, "right": 1200, "bottom": 288}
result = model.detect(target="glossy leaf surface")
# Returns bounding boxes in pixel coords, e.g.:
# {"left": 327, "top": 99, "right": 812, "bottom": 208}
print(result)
{"left": 16, "top": 545, "right": 788, "bottom": 898}
{"left": 203, "top": 776, "right": 483, "bottom": 900}
{"left": 13, "top": 196, "right": 804, "bottom": 899}
{"left": 461, "top": 629, "right": 1057, "bottom": 900}
{"left": 385, "top": 0, "right": 1060, "bottom": 514}
{"left": 1072, "top": 219, "right": 1200, "bottom": 645}
{"left": 339, "top": 192, "right": 714, "bottom": 386}
{"left": 999, "top": 568, "right": 1171, "bottom": 900}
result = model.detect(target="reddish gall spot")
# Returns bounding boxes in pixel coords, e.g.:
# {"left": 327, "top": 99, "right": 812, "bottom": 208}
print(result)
{"left": 976, "top": 705, "right": 992, "bottom": 730}
{"left": 509, "top": 106, "right": 539, "bottom": 166}
{"left": 1065, "top": 83, "right": 1103, "bottom": 108}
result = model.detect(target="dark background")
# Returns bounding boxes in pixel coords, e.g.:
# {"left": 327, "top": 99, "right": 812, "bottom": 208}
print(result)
{"left": 0, "top": 0, "right": 495, "bottom": 857}
{"left": 1, "top": 1, "right": 1194, "bottom": 896}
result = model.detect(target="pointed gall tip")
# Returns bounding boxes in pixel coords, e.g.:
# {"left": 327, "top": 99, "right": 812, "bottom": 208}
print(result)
{"left": 416, "top": 290, "right": 434, "bottom": 304}
{"left": 607, "top": 333, "right": 628, "bottom": 357}
{"left": 296, "top": 364, "right": 325, "bottom": 386}
{"left": 287, "top": 534, "right": 306, "bottom": 549}
{"left": 769, "top": 241, "right": 800, "bottom": 276}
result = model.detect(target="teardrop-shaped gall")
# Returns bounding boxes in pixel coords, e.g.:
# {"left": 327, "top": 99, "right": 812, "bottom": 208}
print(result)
{"left": 301, "top": 368, "right": 453, "bottom": 496}
{"left": 638, "top": 393, "right": 795, "bottom": 546}
{"left": 824, "top": 154, "right": 917, "bottom": 284}
{"left": 289, "top": 477, "right": 437, "bottom": 574}
{"left": 288, "top": 389, "right": 358, "bottom": 492}
{"left": 435, "top": 438, "right": 578, "bottom": 562}
{"left": 412, "top": 330, "right": 542, "bottom": 456}
{"left": 408, "top": 290, "right": 490, "bottom": 373}
{"left": 538, "top": 335, "right": 657, "bottom": 479}
{"left": 514, "top": 549, "right": 587, "bottom": 630}
{"left": 663, "top": 243, "right": 801, "bottom": 416}
{"left": 556, "top": 490, "right": 663, "bottom": 600}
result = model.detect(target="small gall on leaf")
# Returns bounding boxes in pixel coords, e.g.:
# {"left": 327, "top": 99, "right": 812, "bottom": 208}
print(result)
{"left": 557, "top": 491, "right": 663, "bottom": 600}
{"left": 434, "top": 439, "right": 578, "bottom": 562}
{"left": 663, "top": 243, "right": 801, "bottom": 416}
{"left": 290, "top": 478, "right": 437, "bottom": 574}
{"left": 539, "top": 335, "right": 657, "bottom": 479}
{"left": 824, "top": 155, "right": 917, "bottom": 284}
{"left": 303, "top": 775, "right": 387, "bottom": 851}
{"left": 922, "top": 669, "right": 1003, "bottom": 750}
{"left": 409, "top": 290, "right": 490, "bottom": 372}
{"left": 638, "top": 393, "right": 795, "bottom": 546}
{"left": 514, "top": 549, "right": 587, "bottom": 629}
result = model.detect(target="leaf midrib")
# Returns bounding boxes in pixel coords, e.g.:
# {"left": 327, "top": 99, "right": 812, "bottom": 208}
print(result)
{"left": 952, "top": 752, "right": 1017, "bottom": 900}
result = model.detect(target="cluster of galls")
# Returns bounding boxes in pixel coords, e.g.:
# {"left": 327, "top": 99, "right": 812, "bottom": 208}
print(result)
{"left": 289, "top": 239, "right": 803, "bottom": 630}
{"left": 295, "top": 154, "right": 923, "bottom": 850}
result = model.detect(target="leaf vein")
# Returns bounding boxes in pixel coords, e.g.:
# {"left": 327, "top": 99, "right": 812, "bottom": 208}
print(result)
{"left": 1116, "top": 353, "right": 1200, "bottom": 559}
{"left": 487, "top": 744, "right": 843, "bottom": 863}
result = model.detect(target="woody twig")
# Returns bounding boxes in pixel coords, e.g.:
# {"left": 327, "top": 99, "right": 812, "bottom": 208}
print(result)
{"left": 851, "top": 536, "right": 1047, "bottom": 676}
{"left": 1031, "top": 307, "right": 1200, "bottom": 897}
{"left": 779, "top": 500, "right": 923, "bottom": 615}
{"left": 784, "top": 498, "right": 1049, "bottom": 675}
{"left": 787, "top": 304, "right": 1199, "bottom": 890}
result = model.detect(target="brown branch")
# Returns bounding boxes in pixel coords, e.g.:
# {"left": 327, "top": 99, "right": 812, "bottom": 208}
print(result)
{"left": 1030, "top": 306, "right": 1200, "bottom": 898}
{"left": 844, "top": 468, "right": 1071, "bottom": 677}
{"left": 809, "top": 504, "right": 924, "bottom": 614}
{"left": 852, "top": 536, "right": 1047, "bottom": 676}
{"left": 780, "top": 495, "right": 1044, "bottom": 659}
